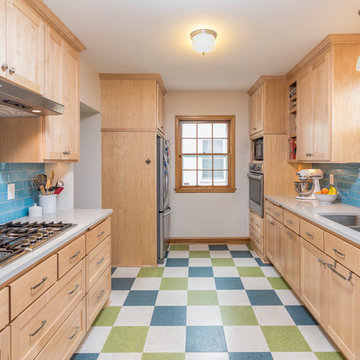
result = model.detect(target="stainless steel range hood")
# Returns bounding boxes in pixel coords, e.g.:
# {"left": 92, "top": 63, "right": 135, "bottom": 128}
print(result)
{"left": 0, "top": 78, "right": 64, "bottom": 118}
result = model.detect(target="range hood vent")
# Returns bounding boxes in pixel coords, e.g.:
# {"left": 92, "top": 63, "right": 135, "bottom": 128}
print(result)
{"left": 0, "top": 79, "right": 64, "bottom": 118}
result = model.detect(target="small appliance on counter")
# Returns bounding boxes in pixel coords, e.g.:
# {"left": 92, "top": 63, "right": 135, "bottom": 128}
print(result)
{"left": 294, "top": 169, "right": 323, "bottom": 200}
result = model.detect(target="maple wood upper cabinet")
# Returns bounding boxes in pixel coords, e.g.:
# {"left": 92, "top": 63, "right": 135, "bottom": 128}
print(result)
{"left": 100, "top": 74, "right": 166, "bottom": 132}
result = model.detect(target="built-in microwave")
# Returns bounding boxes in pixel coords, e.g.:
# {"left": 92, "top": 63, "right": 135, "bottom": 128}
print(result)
{"left": 253, "top": 138, "right": 263, "bottom": 161}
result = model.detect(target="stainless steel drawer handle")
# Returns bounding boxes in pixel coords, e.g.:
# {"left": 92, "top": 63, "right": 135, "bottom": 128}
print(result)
{"left": 69, "top": 250, "right": 81, "bottom": 260}
{"left": 333, "top": 248, "right": 345, "bottom": 257}
{"left": 286, "top": 231, "right": 293, "bottom": 239}
{"left": 266, "top": 207, "right": 271, "bottom": 211}
{"left": 287, "top": 219, "right": 294, "bottom": 225}
{"left": 31, "top": 276, "right": 48, "bottom": 290}
{"left": 97, "top": 257, "right": 105, "bottom": 265}
{"left": 30, "top": 320, "right": 47, "bottom": 337}
{"left": 305, "top": 231, "right": 314, "bottom": 239}
{"left": 68, "top": 284, "right": 79, "bottom": 295}
{"left": 9, "top": 67, "right": 15, "bottom": 75}
{"left": 274, "top": 212, "right": 280, "bottom": 216}
{"left": 97, "top": 290, "right": 105, "bottom": 300}
{"left": 68, "top": 326, "right": 80, "bottom": 340}
{"left": 328, "top": 261, "right": 352, "bottom": 282}
{"left": 255, "top": 224, "right": 260, "bottom": 229}
{"left": 318, "top": 258, "right": 327, "bottom": 266}
{"left": 270, "top": 221, "right": 275, "bottom": 226}
{"left": 97, "top": 231, "right": 105, "bottom": 238}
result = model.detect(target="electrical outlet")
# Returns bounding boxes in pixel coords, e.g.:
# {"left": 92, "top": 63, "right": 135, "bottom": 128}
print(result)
{"left": 330, "top": 173, "right": 334, "bottom": 185}
{"left": 7, "top": 183, "right": 15, "bottom": 200}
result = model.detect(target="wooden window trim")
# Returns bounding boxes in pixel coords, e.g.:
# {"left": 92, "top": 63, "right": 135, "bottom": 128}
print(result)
{"left": 175, "top": 115, "right": 236, "bottom": 193}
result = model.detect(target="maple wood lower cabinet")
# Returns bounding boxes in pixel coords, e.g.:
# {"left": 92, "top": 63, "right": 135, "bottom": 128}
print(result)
{"left": 284, "top": 229, "right": 300, "bottom": 296}
{"left": 265, "top": 214, "right": 276, "bottom": 263}
{"left": 0, "top": 326, "right": 10, "bottom": 360}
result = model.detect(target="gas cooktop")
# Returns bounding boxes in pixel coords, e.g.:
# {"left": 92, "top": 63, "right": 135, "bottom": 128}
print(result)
{"left": 0, "top": 221, "right": 75, "bottom": 267}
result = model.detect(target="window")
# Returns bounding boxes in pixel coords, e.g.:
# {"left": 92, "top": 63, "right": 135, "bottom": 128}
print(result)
{"left": 175, "top": 115, "right": 236, "bottom": 193}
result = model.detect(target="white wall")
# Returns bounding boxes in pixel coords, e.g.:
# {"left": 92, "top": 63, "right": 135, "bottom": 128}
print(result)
{"left": 165, "top": 91, "right": 249, "bottom": 238}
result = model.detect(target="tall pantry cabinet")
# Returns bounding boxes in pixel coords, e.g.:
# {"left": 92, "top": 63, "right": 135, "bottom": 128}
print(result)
{"left": 100, "top": 74, "right": 166, "bottom": 266}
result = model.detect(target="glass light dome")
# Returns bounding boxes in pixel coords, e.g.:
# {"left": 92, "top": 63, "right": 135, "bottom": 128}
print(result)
{"left": 190, "top": 29, "right": 217, "bottom": 54}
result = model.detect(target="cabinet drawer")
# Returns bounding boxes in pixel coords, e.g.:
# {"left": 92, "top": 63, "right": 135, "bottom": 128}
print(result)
{"left": 86, "top": 217, "right": 111, "bottom": 254}
{"left": 86, "top": 236, "right": 111, "bottom": 291}
{"left": 300, "top": 219, "right": 324, "bottom": 250}
{"left": 250, "top": 211, "right": 263, "bottom": 236}
{"left": 0, "top": 326, "right": 10, "bottom": 360}
{"left": 324, "top": 232, "right": 360, "bottom": 275}
{"left": 0, "top": 288, "right": 9, "bottom": 330}
{"left": 35, "top": 299, "right": 86, "bottom": 360}
{"left": 58, "top": 235, "right": 85, "bottom": 278}
{"left": 86, "top": 267, "right": 110, "bottom": 330}
{"left": 11, "top": 260, "right": 85, "bottom": 360}
{"left": 265, "top": 201, "right": 274, "bottom": 216}
{"left": 249, "top": 225, "right": 264, "bottom": 253}
{"left": 273, "top": 205, "right": 284, "bottom": 223}
{"left": 10, "top": 254, "right": 57, "bottom": 320}
{"left": 283, "top": 210, "right": 300, "bottom": 234}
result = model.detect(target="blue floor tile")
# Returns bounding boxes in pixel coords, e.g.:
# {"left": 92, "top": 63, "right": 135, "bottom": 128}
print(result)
{"left": 255, "top": 258, "right": 273, "bottom": 267}
{"left": 230, "top": 250, "right": 253, "bottom": 258}
{"left": 111, "top": 277, "right": 135, "bottom": 290}
{"left": 229, "top": 353, "right": 273, "bottom": 360}
{"left": 189, "top": 267, "right": 214, "bottom": 277}
{"left": 111, "top": 267, "right": 117, "bottom": 275}
{"left": 285, "top": 305, "right": 318, "bottom": 325}
{"left": 246, "top": 290, "right": 282, "bottom": 306}
{"left": 70, "top": 354, "right": 99, "bottom": 360}
{"left": 186, "top": 326, "right": 227, "bottom": 352}
{"left": 124, "top": 290, "right": 158, "bottom": 306}
{"left": 215, "top": 277, "right": 244, "bottom": 290}
{"left": 166, "top": 258, "right": 189, "bottom": 267}
{"left": 150, "top": 306, "right": 187, "bottom": 326}
{"left": 209, "top": 245, "right": 228, "bottom": 250}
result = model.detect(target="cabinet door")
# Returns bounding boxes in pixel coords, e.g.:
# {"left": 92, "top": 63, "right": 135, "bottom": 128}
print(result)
{"left": 0, "top": 326, "right": 10, "bottom": 360}
{"left": 265, "top": 214, "right": 276, "bottom": 263}
{"left": 156, "top": 83, "right": 165, "bottom": 133}
{"left": 274, "top": 220, "right": 285, "bottom": 275}
{"left": 6, "top": 0, "right": 45, "bottom": 93}
{"left": 326, "top": 261, "right": 360, "bottom": 360}
{"left": 284, "top": 229, "right": 300, "bottom": 296}
{"left": 249, "top": 92, "right": 257, "bottom": 135}
{"left": 255, "top": 86, "right": 264, "bottom": 134}
{"left": 300, "top": 238, "right": 327, "bottom": 324}
{"left": 312, "top": 52, "right": 331, "bottom": 161}
{"left": 297, "top": 67, "right": 313, "bottom": 161}
{"left": 0, "top": 0, "right": 6, "bottom": 78}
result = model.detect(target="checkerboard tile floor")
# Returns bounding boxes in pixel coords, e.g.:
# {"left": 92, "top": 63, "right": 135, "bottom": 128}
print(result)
{"left": 72, "top": 244, "right": 345, "bottom": 360}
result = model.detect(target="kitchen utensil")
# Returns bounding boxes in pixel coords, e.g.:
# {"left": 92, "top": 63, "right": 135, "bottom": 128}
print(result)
{"left": 315, "top": 193, "right": 338, "bottom": 204}
{"left": 39, "top": 185, "right": 46, "bottom": 195}
{"left": 49, "top": 170, "right": 54, "bottom": 187}
{"left": 33, "top": 174, "right": 47, "bottom": 188}
{"left": 54, "top": 187, "right": 64, "bottom": 195}
{"left": 29, "top": 203, "right": 42, "bottom": 217}
{"left": 48, "top": 186, "right": 57, "bottom": 193}
{"left": 56, "top": 180, "right": 64, "bottom": 188}
{"left": 39, "top": 194, "right": 57, "bottom": 214}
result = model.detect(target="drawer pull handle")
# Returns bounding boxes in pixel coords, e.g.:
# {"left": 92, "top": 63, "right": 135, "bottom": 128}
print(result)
{"left": 68, "top": 326, "right": 80, "bottom": 340}
{"left": 255, "top": 223, "right": 260, "bottom": 229}
{"left": 97, "top": 257, "right": 105, "bottom": 265}
{"left": 318, "top": 258, "right": 327, "bottom": 266}
{"left": 97, "top": 231, "right": 105, "bottom": 238}
{"left": 287, "top": 219, "right": 294, "bottom": 225}
{"left": 328, "top": 261, "right": 352, "bottom": 282}
{"left": 274, "top": 212, "right": 280, "bottom": 217}
{"left": 97, "top": 290, "right": 105, "bottom": 300}
{"left": 30, "top": 320, "right": 47, "bottom": 337}
{"left": 270, "top": 221, "right": 275, "bottom": 226}
{"left": 31, "top": 276, "right": 48, "bottom": 290}
{"left": 69, "top": 250, "right": 81, "bottom": 260}
{"left": 305, "top": 231, "right": 314, "bottom": 239}
{"left": 266, "top": 207, "right": 271, "bottom": 211}
{"left": 68, "top": 284, "right": 79, "bottom": 295}
{"left": 333, "top": 248, "right": 345, "bottom": 257}
{"left": 286, "top": 231, "right": 293, "bottom": 239}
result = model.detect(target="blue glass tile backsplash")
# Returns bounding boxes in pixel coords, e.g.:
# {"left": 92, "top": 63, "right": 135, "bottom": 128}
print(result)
{"left": 0, "top": 163, "right": 44, "bottom": 224}
{"left": 314, "top": 163, "right": 360, "bottom": 208}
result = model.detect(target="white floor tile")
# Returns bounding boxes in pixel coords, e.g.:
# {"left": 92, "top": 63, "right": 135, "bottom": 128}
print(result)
{"left": 233, "top": 258, "right": 259, "bottom": 267}
{"left": 163, "top": 267, "right": 189, "bottom": 277}
{"left": 111, "top": 267, "right": 140, "bottom": 278}
{"left": 250, "top": 250, "right": 260, "bottom": 258}
{"left": 167, "top": 251, "right": 189, "bottom": 258}
{"left": 210, "top": 250, "right": 232, "bottom": 258}
{"left": 188, "top": 277, "right": 216, "bottom": 290}
{"left": 241, "top": 277, "right": 273, "bottom": 290}
{"left": 189, "top": 258, "right": 212, "bottom": 267}
{"left": 253, "top": 306, "right": 295, "bottom": 325}
{"left": 217, "top": 290, "right": 251, "bottom": 306}
{"left": 224, "top": 326, "right": 269, "bottom": 352}
{"left": 189, "top": 244, "right": 210, "bottom": 250}
{"left": 131, "top": 278, "right": 162, "bottom": 290}
{"left": 114, "top": 306, "right": 154, "bottom": 326}
{"left": 109, "top": 291, "right": 129, "bottom": 306}
{"left": 186, "top": 353, "right": 229, "bottom": 360}
{"left": 261, "top": 266, "right": 281, "bottom": 277}
{"left": 76, "top": 326, "right": 112, "bottom": 353}
{"left": 213, "top": 267, "right": 239, "bottom": 277}
{"left": 98, "top": 354, "right": 142, "bottom": 360}
{"left": 298, "top": 325, "right": 337, "bottom": 352}
{"left": 272, "top": 353, "right": 317, "bottom": 360}
{"left": 227, "top": 244, "right": 249, "bottom": 251}
{"left": 187, "top": 306, "right": 222, "bottom": 325}
{"left": 275, "top": 290, "right": 301, "bottom": 305}
{"left": 156, "top": 290, "right": 188, "bottom": 306}
{"left": 144, "top": 326, "right": 186, "bottom": 352}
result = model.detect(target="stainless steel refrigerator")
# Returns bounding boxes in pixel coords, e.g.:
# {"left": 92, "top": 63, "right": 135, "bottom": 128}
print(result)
{"left": 157, "top": 135, "right": 171, "bottom": 263}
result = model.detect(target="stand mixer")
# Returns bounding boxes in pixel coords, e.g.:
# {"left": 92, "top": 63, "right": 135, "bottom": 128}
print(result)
{"left": 294, "top": 169, "right": 323, "bottom": 200}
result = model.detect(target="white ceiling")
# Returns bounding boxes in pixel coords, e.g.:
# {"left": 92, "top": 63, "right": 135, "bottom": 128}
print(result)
{"left": 44, "top": 0, "right": 360, "bottom": 91}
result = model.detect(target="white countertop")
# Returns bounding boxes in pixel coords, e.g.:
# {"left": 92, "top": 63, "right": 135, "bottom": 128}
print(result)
{"left": 0, "top": 209, "right": 112, "bottom": 286}
{"left": 265, "top": 195, "right": 360, "bottom": 246}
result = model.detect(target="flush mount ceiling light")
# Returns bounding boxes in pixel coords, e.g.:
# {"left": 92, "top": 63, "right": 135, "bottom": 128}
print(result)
{"left": 357, "top": 56, "right": 360, "bottom": 72}
{"left": 190, "top": 29, "right": 217, "bottom": 55}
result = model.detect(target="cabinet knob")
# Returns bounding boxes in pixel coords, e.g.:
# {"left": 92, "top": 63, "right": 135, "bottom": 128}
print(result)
{"left": 9, "top": 67, "right": 15, "bottom": 75}
{"left": 145, "top": 158, "right": 151, "bottom": 165}
{"left": 1, "top": 63, "right": 8, "bottom": 72}
{"left": 253, "top": 127, "right": 257, "bottom": 130}
{"left": 63, "top": 150, "right": 70, "bottom": 156}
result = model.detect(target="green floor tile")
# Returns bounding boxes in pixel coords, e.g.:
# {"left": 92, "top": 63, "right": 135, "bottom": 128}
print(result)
{"left": 247, "top": 243, "right": 254, "bottom": 250}
{"left": 170, "top": 244, "right": 189, "bottom": 250}
{"left": 102, "top": 326, "right": 148, "bottom": 352}
{"left": 211, "top": 258, "right": 235, "bottom": 267}
{"left": 268, "top": 277, "right": 290, "bottom": 289}
{"left": 160, "top": 277, "right": 188, "bottom": 290}
{"left": 142, "top": 353, "right": 185, "bottom": 360}
{"left": 261, "top": 326, "right": 311, "bottom": 352}
{"left": 188, "top": 290, "right": 219, "bottom": 305}
{"left": 137, "top": 267, "right": 164, "bottom": 278}
{"left": 315, "top": 353, "right": 346, "bottom": 360}
{"left": 220, "top": 306, "right": 258, "bottom": 325}
{"left": 237, "top": 266, "right": 265, "bottom": 277}
{"left": 92, "top": 306, "right": 121, "bottom": 326}
{"left": 189, "top": 251, "right": 210, "bottom": 258}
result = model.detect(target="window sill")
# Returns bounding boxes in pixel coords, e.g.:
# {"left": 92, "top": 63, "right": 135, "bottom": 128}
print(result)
{"left": 174, "top": 187, "right": 237, "bottom": 193}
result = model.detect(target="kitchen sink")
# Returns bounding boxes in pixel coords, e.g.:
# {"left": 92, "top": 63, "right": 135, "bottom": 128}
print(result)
{"left": 319, "top": 214, "right": 360, "bottom": 232}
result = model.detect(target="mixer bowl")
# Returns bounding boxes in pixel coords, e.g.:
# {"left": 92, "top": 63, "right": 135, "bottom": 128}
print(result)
{"left": 294, "top": 180, "right": 313, "bottom": 196}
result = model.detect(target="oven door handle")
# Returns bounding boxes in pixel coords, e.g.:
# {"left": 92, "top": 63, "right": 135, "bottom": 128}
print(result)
{"left": 247, "top": 173, "right": 263, "bottom": 180}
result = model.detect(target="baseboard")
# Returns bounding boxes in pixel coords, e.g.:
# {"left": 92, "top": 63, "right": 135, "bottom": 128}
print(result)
{"left": 169, "top": 237, "right": 250, "bottom": 244}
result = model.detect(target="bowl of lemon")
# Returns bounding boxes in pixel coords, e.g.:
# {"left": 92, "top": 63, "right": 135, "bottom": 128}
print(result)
{"left": 315, "top": 186, "right": 338, "bottom": 203}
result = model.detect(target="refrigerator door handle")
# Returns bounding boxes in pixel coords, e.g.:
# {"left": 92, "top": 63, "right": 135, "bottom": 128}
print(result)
{"left": 163, "top": 206, "right": 172, "bottom": 217}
